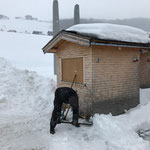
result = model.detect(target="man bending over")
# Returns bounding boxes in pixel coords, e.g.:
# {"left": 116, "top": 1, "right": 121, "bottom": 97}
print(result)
{"left": 50, "top": 87, "right": 80, "bottom": 134}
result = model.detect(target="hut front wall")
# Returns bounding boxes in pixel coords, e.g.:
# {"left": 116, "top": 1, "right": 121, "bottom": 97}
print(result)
{"left": 140, "top": 53, "right": 150, "bottom": 88}
{"left": 56, "top": 41, "right": 93, "bottom": 116}
{"left": 92, "top": 45, "right": 140, "bottom": 115}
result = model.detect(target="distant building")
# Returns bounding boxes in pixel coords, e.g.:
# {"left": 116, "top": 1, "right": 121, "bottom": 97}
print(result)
{"left": 25, "top": 15, "right": 33, "bottom": 20}
{"left": 25, "top": 15, "right": 38, "bottom": 21}
{"left": 8, "top": 30, "right": 17, "bottom": 33}
{"left": 15, "top": 17, "right": 23, "bottom": 19}
{"left": 47, "top": 31, "right": 53, "bottom": 36}
{"left": 32, "top": 31, "right": 43, "bottom": 35}
{"left": 140, "top": 51, "right": 150, "bottom": 88}
{"left": 0, "top": 14, "right": 9, "bottom": 20}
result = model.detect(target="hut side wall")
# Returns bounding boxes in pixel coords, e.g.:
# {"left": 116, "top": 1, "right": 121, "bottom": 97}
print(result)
{"left": 92, "top": 45, "right": 140, "bottom": 115}
{"left": 140, "top": 53, "right": 150, "bottom": 88}
{"left": 56, "top": 41, "right": 93, "bottom": 116}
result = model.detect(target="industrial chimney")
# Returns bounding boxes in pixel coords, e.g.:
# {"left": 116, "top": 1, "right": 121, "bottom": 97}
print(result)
{"left": 53, "top": 0, "right": 60, "bottom": 74}
{"left": 53, "top": 0, "right": 60, "bottom": 36}
{"left": 74, "top": 4, "right": 80, "bottom": 25}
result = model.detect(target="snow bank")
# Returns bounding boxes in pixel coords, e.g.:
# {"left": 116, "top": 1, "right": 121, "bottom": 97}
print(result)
{"left": 0, "top": 57, "right": 150, "bottom": 150}
{"left": 67, "top": 23, "right": 150, "bottom": 43}
{"left": 52, "top": 96, "right": 150, "bottom": 150}
{"left": 0, "top": 57, "right": 55, "bottom": 114}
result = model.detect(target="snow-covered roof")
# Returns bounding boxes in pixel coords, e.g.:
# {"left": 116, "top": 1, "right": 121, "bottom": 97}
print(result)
{"left": 67, "top": 23, "right": 150, "bottom": 44}
{"left": 43, "top": 23, "right": 150, "bottom": 54}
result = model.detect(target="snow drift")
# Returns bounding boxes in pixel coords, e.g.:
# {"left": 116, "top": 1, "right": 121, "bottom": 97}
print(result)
{"left": 0, "top": 57, "right": 55, "bottom": 114}
{"left": 0, "top": 57, "right": 150, "bottom": 150}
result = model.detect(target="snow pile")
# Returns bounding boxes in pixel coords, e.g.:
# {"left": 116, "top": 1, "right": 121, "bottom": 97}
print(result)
{"left": 49, "top": 100, "right": 150, "bottom": 150}
{"left": 0, "top": 57, "right": 55, "bottom": 114}
{"left": 67, "top": 23, "right": 150, "bottom": 43}
{"left": 0, "top": 57, "right": 150, "bottom": 150}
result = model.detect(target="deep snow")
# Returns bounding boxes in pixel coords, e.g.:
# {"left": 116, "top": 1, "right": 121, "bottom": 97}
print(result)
{"left": 0, "top": 19, "right": 52, "bottom": 34}
{"left": 0, "top": 30, "right": 150, "bottom": 150}
{"left": 0, "top": 57, "right": 55, "bottom": 114}
{"left": 0, "top": 57, "right": 150, "bottom": 150}
{"left": 0, "top": 31, "right": 53, "bottom": 77}
{"left": 67, "top": 23, "right": 150, "bottom": 43}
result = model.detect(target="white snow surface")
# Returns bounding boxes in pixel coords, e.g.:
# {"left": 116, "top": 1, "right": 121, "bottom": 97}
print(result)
{"left": 67, "top": 23, "right": 150, "bottom": 44}
{"left": 0, "top": 31, "right": 53, "bottom": 77}
{"left": 0, "top": 19, "right": 52, "bottom": 34}
{"left": 0, "top": 57, "right": 55, "bottom": 114}
{"left": 0, "top": 57, "right": 150, "bottom": 150}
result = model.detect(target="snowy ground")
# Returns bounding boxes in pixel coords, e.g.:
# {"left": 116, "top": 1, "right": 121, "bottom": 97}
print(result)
{"left": 0, "top": 32, "right": 150, "bottom": 150}
{"left": 0, "top": 31, "right": 54, "bottom": 77}
{"left": 0, "top": 19, "right": 52, "bottom": 34}
{"left": 0, "top": 57, "right": 150, "bottom": 150}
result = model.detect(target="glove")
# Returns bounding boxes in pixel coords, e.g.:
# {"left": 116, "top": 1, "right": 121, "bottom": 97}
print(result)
{"left": 72, "top": 120, "right": 80, "bottom": 127}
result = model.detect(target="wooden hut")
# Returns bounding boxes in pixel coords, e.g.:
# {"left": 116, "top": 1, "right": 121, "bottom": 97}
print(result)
{"left": 140, "top": 51, "right": 150, "bottom": 88}
{"left": 43, "top": 24, "right": 150, "bottom": 116}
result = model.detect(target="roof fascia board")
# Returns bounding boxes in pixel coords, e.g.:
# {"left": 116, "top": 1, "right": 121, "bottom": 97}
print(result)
{"left": 43, "top": 33, "right": 62, "bottom": 53}
{"left": 62, "top": 33, "right": 91, "bottom": 47}
{"left": 43, "top": 31, "right": 91, "bottom": 53}
{"left": 91, "top": 41, "right": 150, "bottom": 49}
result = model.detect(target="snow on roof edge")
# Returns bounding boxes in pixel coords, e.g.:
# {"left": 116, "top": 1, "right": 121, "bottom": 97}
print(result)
{"left": 67, "top": 23, "right": 150, "bottom": 44}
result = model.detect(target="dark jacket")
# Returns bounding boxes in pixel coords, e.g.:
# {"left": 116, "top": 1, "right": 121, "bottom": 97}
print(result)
{"left": 50, "top": 87, "right": 79, "bottom": 127}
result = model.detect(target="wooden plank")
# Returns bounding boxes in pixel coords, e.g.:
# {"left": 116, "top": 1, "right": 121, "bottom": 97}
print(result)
{"left": 62, "top": 57, "right": 83, "bottom": 84}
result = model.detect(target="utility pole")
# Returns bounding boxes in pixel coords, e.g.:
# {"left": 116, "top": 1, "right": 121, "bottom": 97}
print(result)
{"left": 74, "top": 4, "right": 80, "bottom": 25}
{"left": 53, "top": 0, "right": 60, "bottom": 75}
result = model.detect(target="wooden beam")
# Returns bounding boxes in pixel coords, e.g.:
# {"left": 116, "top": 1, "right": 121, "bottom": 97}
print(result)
{"left": 43, "top": 31, "right": 91, "bottom": 53}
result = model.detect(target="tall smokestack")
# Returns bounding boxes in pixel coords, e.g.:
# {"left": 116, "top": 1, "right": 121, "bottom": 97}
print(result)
{"left": 53, "top": 0, "right": 60, "bottom": 75}
{"left": 53, "top": 0, "right": 60, "bottom": 36}
{"left": 74, "top": 4, "right": 80, "bottom": 25}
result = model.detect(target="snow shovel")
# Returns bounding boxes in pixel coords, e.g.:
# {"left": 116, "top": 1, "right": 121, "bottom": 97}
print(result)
{"left": 62, "top": 74, "right": 77, "bottom": 120}
{"left": 61, "top": 120, "right": 93, "bottom": 126}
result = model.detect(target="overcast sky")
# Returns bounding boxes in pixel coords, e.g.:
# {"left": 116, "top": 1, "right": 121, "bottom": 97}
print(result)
{"left": 0, "top": 0, "right": 150, "bottom": 21}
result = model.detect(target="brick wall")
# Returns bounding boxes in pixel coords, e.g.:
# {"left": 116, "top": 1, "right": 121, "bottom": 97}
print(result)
{"left": 140, "top": 53, "right": 150, "bottom": 88}
{"left": 56, "top": 41, "right": 93, "bottom": 116}
{"left": 92, "top": 45, "right": 140, "bottom": 115}
{"left": 56, "top": 41, "right": 140, "bottom": 116}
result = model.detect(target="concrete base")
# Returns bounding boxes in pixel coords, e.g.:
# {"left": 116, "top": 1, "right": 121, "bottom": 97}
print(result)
{"left": 93, "top": 97, "right": 139, "bottom": 116}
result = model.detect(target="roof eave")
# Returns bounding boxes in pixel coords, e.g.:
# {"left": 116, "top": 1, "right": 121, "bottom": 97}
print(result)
{"left": 42, "top": 30, "right": 91, "bottom": 53}
{"left": 91, "top": 41, "right": 150, "bottom": 49}
{"left": 42, "top": 30, "right": 150, "bottom": 53}
{"left": 42, "top": 31, "right": 63, "bottom": 53}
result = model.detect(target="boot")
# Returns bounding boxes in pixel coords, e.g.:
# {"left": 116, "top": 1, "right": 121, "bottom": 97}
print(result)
{"left": 50, "top": 126, "right": 55, "bottom": 134}
{"left": 72, "top": 119, "right": 80, "bottom": 127}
